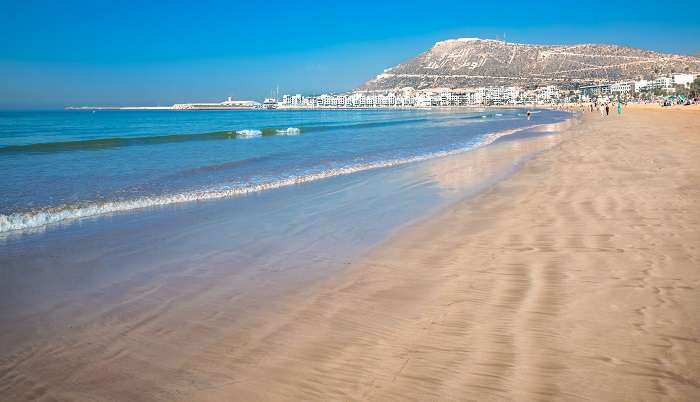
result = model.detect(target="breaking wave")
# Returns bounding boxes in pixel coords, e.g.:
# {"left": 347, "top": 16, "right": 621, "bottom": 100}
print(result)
{"left": 3, "top": 112, "right": 522, "bottom": 156}
{"left": 0, "top": 124, "right": 543, "bottom": 234}
{"left": 235, "top": 129, "right": 262, "bottom": 138}
{"left": 0, "top": 118, "right": 437, "bottom": 155}
{"left": 275, "top": 127, "right": 301, "bottom": 135}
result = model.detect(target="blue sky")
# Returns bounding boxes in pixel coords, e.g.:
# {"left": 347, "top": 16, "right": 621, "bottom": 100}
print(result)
{"left": 1, "top": 0, "right": 698, "bottom": 108}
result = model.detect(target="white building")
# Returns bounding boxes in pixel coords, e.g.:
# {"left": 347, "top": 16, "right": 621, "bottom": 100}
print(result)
{"left": 536, "top": 85, "right": 561, "bottom": 103}
{"left": 415, "top": 94, "right": 432, "bottom": 107}
{"left": 653, "top": 77, "right": 674, "bottom": 90}
{"left": 635, "top": 76, "right": 674, "bottom": 92}
{"left": 580, "top": 84, "right": 611, "bottom": 99}
{"left": 673, "top": 73, "right": 699, "bottom": 87}
{"left": 610, "top": 81, "right": 635, "bottom": 95}
{"left": 634, "top": 79, "right": 650, "bottom": 92}
{"left": 282, "top": 94, "right": 305, "bottom": 106}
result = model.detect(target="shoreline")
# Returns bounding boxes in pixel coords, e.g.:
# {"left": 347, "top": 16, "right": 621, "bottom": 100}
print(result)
{"left": 0, "top": 113, "right": 573, "bottom": 235}
{"left": 2, "top": 108, "right": 699, "bottom": 400}
{"left": 178, "top": 107, "right": 700, "bottom": 400}
{"left": 0, "top": 114, "right": 577, "bottom": 401}
{"left": 61, "top": 103, "right": 700, "bottom": 112}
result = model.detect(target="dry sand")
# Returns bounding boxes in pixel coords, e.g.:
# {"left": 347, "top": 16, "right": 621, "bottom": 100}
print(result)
{"left": 2, "top": 107, "right": 699, "bottom": 401}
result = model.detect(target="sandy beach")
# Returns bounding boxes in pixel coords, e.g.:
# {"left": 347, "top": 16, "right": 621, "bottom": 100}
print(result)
{"left": 2, "top": 106, "right": 699, "bottom": 401}
{"left": 185, "top": 106, "right": 700, "bottom": 401}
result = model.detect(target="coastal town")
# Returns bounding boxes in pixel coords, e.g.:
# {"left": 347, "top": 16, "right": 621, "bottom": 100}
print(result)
{"left": 163, "top": 72, "right": 700, "bottom": 110}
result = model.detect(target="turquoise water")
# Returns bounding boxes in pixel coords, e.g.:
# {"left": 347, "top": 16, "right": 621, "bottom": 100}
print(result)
{"left": 0, "top": 108, "right": 571, "bottom": 233}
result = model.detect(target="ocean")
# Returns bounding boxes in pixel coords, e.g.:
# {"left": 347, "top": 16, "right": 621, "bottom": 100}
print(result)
{"left": 0, "top": 108, "right": 571, "bottom": 234}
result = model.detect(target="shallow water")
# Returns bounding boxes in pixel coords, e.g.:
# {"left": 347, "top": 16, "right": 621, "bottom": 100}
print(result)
{"left": 0, "top": 108, "right": 571, "bottom": 233}
{"left": 0, "top": 108, "right": 576, "bottom": 357}
{"left": 0, "top": 119, "right": 576, "bottom": 353}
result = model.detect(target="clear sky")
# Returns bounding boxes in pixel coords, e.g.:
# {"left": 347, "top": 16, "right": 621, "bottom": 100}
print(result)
{"left": 1, "top": 0, "right": 699, "bottom": 108}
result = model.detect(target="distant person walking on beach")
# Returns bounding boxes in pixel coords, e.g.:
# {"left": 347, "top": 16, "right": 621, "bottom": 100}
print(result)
{"left": 617, "top": 100, "right": 622, "bottom": 114}
{"left": 605, "top": 104, "right": 610, "bottom": 116}
{"left": 599, "top": 104, "right": 605, "bottom": 117}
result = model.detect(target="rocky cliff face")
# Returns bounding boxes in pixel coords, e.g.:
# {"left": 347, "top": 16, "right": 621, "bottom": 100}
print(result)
{"left": 359, "top": 38, "right": 700, "bottom": 91}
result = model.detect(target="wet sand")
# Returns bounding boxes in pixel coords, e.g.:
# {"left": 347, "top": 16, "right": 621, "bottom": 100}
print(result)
{"left": 2, "top": 108, "right": 699, "bottom": 401}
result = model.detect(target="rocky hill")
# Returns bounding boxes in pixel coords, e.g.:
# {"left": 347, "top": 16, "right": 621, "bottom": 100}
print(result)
{"left": 359, "top": 38, "right": 700, "bottom": 91}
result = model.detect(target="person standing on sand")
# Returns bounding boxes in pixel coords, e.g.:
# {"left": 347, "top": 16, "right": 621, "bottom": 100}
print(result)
{"left": 599, "top": 104, "right": 605, "bottom": 117}
{"left": 617, "top": 100, "right": 622, "bottom": 114}
{"left": 605, "top": 103, "right": 610, "bottom": 116}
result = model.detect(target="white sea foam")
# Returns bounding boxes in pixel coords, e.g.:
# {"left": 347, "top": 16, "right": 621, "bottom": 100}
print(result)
{"left": 236, "top": 129, "right": 262, "bottom": 138}
{"left": 276, "top": 127, "right": 301, "bottom": 135}
{"left": 0, "top": 124, "right": 547, "bottom": 234}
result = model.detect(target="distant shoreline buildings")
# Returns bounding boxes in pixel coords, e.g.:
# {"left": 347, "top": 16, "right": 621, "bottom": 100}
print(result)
{"left": 276, "top": 72, "right": 699, "bottom": 109}
{"left": 171, "top": 96, "right": 261, "bottom": 110}
{"left": 67, "top": 72, "right": 699, "bottom": 111}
